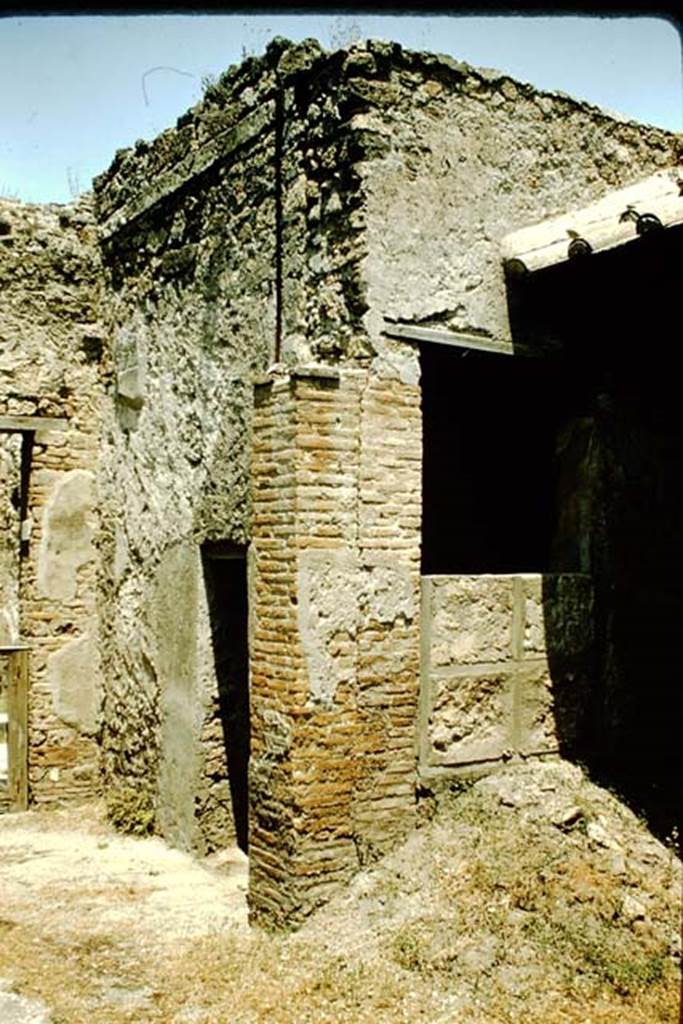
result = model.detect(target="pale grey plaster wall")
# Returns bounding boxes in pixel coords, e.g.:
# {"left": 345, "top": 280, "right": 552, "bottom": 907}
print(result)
{"left": 354, "top": 47, "right": 675, "bottom": 374}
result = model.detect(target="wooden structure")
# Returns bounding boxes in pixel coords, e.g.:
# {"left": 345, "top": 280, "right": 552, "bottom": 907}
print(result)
{"left": 501, "top": 169, "right": 683, "bottom": 275}
{"left": 0, "top": 416, "right": 68, "bottom": 434}
{"left": 0, "top": 645, "right": 29, "bottom": 812}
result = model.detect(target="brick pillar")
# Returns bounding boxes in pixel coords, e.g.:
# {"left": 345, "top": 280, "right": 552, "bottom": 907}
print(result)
{"left": 353, "top": 374, "right": 422, "bottom": 858}
{"left": 249, "top": 366, "right": 421, "bottom": 926}
{"left": 249, "top": 374, "right": 301, "bottom": 925}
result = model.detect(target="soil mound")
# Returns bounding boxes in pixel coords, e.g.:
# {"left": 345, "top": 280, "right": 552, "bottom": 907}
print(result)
{"left": 0, "top": 760, "right": 679, "bottom": 1023}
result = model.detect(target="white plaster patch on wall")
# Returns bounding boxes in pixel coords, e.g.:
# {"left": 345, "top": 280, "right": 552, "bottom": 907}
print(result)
{"left": 47, "top": 634, "right": 102, "bottom": 736}
{"left": 361, "top": 563, "right": 416, "bottom": 625}
{"left": 371, "top": 347, "right": 422, "bottom": 388}
{"left": 117, "top": 364, "right": 145, "bottom": 409}
{"left": 363, "top": 307, "right": 421, "bottom": 388}
{"left": 0, "top": 608, "right": 18, "bottom": 645}
{"left": 37, "top": 469, "right": 96, "bottom": 600}
{"left": 263, "top": 707, "right": 292, "bottom": 758}
{"left": 429, "top": 575, "right": 514, "bottom": 667}
{"left": 297, "top": 550, "right": 359, "bottom": 705}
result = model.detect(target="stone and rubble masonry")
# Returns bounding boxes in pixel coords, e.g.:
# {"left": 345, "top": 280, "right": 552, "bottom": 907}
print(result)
{"left": 92, "top": 43, "right": 280, "bottom": 850}
{"left": 0, "top": 434, "right": 21, "bottom": 643}
{"left": 89, "top": 37, "right": 678, "bottom": 922}
{"left": 3, "top": 34, "right": 667, "bottom": 921}
{"left": 249, "top": 366, "right": 421, "bottom": 925}
{"left": 0, "top": 196, "right": 104, "bottom": 804}
{"left": 419, "top": 574, "right": 594, "bottom": 781}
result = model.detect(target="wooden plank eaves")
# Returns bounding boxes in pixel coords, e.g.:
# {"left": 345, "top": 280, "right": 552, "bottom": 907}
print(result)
{"left": 501, "top": 169, "right": 683, "bottom": 275}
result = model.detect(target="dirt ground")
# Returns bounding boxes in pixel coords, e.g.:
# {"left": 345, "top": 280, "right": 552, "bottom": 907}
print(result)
{"left": 0, "top": 761, "right": 680, "bottom": 1024}
{"left": 0, "top": 803, "right": 248, "bottom": 1022}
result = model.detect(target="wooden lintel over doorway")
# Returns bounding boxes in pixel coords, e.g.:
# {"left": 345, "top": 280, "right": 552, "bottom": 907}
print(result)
{"left": 382, "top": 321, "right": 560, "bottom": 359}
{"left": 0, "top": 416, "right": 68, "bottom": 433}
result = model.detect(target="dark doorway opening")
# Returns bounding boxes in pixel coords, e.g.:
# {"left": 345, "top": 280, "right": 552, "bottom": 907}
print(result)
{"left": 420, "top": 343, "right": 573, "bottom": 576}
{"left": 201, "top": 543, "right": 250, "bottom": 853}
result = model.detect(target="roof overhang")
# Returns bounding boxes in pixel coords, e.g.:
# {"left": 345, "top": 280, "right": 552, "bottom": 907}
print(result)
{"left": 501, "top": 169, "right": 683, "bottom": 276}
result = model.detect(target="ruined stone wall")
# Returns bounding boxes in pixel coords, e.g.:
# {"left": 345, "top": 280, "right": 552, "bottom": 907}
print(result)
{"left": 91, "top": 37, "right": 409, "bottom": 852}
{"left": 0, "top": 198, "right": 104, "bottom": 803}
{"left": 90, "top": 38, "right": 679, "bottom": 907}
{"left": 0, "top": 436, "right": 20, "bottom": 643}
{"left": 249, "top": 366, "right": 420, "bottom": 925}
{"left": 92, "top": 47, "right": 285, "bottom": 850}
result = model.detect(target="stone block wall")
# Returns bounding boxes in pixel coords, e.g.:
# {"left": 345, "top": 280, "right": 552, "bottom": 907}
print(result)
{"left": 249, "top": 365, "right": 421, "bottom": 925}
{"left": 419, "top": 574, "right": 594, "bottom": 783}
{"left": 0, "top": 198, "right": 104, "bottom": 805}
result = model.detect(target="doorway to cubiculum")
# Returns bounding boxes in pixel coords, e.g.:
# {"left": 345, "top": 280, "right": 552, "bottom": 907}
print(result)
{"left": 201, "top": 543, "right": 250, "bottom": 853}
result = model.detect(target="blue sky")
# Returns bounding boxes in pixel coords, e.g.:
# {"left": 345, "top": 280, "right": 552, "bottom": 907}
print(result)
{"left": 1, "top": 14, "right": 681, "bottom": 204}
